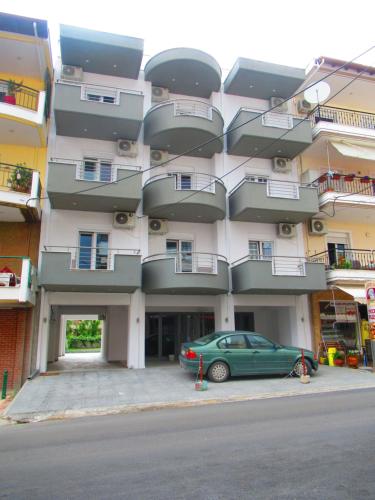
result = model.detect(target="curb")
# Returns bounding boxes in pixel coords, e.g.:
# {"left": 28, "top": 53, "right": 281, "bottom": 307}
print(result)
{"left": 4, "top": 382, "right": 375, "bottom": 424}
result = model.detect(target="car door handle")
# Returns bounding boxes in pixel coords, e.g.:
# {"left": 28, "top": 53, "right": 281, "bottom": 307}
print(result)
{"left": 224, "top": 350, "right": 232, "bottom": 354}
{"left": 252, "top": 350, "right": 260, "bottom": 354}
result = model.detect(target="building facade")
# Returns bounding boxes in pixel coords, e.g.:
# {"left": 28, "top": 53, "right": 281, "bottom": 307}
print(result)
{"left": 32, "top": 23, "right": 330, "bottom": 373}
{"left": 0, "top": 13, "right": 52, "bottom": 389}
{"left": 301, "top": 57, "right": 375, "bottom": 353}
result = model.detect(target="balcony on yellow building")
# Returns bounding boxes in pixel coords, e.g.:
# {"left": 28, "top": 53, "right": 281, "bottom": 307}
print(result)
{"left": 0, "top": 162, "right": 41, "bottom": 221}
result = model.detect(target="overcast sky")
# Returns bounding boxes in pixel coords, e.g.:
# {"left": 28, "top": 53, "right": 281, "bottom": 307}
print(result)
{"left": 2, "top": 0, "right": 375, "bottom": 74}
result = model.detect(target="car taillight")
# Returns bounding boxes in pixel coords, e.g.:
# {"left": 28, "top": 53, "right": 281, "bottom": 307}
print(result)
{"left": 186, "top": 349, "right": 197, "bottom": 360}
{"left": 313, "top": 353, "right": 318, "bottom": 361}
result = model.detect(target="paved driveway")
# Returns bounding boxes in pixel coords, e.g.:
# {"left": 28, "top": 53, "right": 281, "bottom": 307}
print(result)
{"left": 4, "top": 364, "right": 375, "bottom": 422}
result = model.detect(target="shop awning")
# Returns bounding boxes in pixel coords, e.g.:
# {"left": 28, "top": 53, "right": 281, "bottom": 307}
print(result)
{"left": 335, "top": 285, "right": 367, "bottom": 304}
{"left": 330, "top": 140, "right": 375, "bottom": 161}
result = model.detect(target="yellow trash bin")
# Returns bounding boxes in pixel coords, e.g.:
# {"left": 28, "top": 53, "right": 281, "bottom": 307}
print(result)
{"left": 328, "top": 347, "right": 337, "bottom": 367}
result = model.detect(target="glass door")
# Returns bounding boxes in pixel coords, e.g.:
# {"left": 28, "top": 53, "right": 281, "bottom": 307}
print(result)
{"left": 166, "top": 240, "right": 193, "bottom": 272}
{"left": 78, "top": 232, "right": 109, "bottom": 270}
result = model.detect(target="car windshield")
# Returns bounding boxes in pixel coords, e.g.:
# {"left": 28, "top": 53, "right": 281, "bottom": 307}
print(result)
{"left": 194, "top": 332, "right": 222, "bottom": 345}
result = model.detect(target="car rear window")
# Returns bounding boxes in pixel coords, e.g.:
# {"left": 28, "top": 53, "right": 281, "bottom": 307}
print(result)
{"left": 194, "top": 332, "right": 222, "bottom": 345}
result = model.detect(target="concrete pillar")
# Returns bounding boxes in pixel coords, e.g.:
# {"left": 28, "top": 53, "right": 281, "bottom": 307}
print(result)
{"left": 214, "top": 294, "right": 235, "bottom": 331}
{"left": 36, "top": 287, "right": 50, "bottom": 373}
{"left": 127, "top": 289, "right": 146, "bottom": 369}
{"left": 295, "top": 295, "right": 313, "bottom": 350}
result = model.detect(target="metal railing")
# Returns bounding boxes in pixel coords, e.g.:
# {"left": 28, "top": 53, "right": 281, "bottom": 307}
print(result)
{"left": 174, "top": 100, "right": 213, "bottom": 120}
{"left": 261, "top": 111, "right": 293, "bottom": 130}
{"left": 143, "top": 252, "right": 227, "bottom": 274}
{"left": 43, "top": 246, "right": 140, "bottom": 271}
{"left": 231, "top": 255, "right": 315, "bottom": 277}
{"left": 0, "top": 256, "right": 32, "bottom": 289}
{"left": 0, "top": 79, "right": 40, "bottom": 111}
{"left": 144, "top": 172, "right": 224, "bottom": 193}
{"left": 0, "top": 162, "right": 35, "bottom": 194}
{"left": 57, "top": 79, "right": 143, "bottom": 96}
{"left": 314, "top": 172, "right": 375, "bottom": 197}
{"left": 229, "top": 176, "right": 314, "bottom": 198}
{"left": 49, "top": 158, "right": 141, "bottom": 183}
{"left": 310, "top": 249, "right": 375, "bottom": 271}
{"left": 312, "top": 105, "right": 375, "bottom": 130}
{"left": 147, "top": 99, "right": 221, "bottom": 121}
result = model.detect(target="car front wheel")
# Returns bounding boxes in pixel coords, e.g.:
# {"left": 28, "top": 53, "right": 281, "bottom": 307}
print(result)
{"left": 293, "top": 358, "right": 313, "bottom": 377}
{"left": 208, "top": 361, "right": 230, "bottom": 383}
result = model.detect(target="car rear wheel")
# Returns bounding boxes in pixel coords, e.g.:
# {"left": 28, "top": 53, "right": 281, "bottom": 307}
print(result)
{"left": 293, "top": 358, "right": 313, "bottom": 377}
{"left": 208, "top": 361, "right": 230, "bottom": 383}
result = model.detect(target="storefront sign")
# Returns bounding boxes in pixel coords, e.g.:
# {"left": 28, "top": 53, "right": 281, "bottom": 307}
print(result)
{"left": 366, "top": 282, "right": 375, "bottom": 339}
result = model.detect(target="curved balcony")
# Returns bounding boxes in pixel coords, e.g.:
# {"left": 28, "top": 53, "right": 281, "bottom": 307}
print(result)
{"left": 144, "top": 48, "right": 221, "bottom": 98}
{"left": 144, "top": 100, "right": 224, "bottom": 158}
{"left": 142, "top": 253, "right": 229, "bottom": 295}
{"left": 143, "top": 173, "right": 226, "bottom": 222}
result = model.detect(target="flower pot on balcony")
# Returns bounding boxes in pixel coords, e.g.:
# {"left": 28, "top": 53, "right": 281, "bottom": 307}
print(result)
{"left": 344, "top": 175, "right": 355, "bottom": 182}
{"left": 319, "top": 176, "right": 327, "bottom": 184}
{"left": 361, "top": 177, "right": 370, "bottom": 184}
{"left": 332, "top": 174, "right": 341, "bottom": 181}
{"left": 3, "top": 95, "right": 16, "bottom": 105}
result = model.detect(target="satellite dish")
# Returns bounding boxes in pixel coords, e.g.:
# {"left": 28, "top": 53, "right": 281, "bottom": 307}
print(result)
{"left": 304, "top": 81, "right": 331, "bottom": 104}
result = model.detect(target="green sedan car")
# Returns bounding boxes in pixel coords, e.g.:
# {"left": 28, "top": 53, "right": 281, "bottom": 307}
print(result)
{"left": 179, "top": 331, "right": 318, "bottom": 382}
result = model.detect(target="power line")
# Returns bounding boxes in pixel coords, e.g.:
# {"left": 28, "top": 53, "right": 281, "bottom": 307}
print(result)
{"left": 27, "top": 44, "right": 375, "bottom": 208}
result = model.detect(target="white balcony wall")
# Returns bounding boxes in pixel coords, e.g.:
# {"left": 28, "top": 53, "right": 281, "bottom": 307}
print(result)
{"left": 44, "top": 209, "right": 142, "bottom": 251}
{"left": 148, "top": 221, "right": 217, "bottom": 256}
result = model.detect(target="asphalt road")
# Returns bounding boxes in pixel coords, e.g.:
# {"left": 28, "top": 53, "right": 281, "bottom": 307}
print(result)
{"left": 1, "top": 389, "right": 375, "bottom": 500}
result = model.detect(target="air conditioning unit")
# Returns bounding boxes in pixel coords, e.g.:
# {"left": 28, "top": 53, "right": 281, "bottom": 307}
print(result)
{"left": 270, "top": 96, "right": 288, "bottom": 113}
{"left": 297, "top": 98, "right": 313, "bottom": 114}
{"left": 148, "top": 219, "right": 168, "bottom": 235}
{"left": 152, "top": 86, "right": 169, "bottom": 102}
{"left": 309, "top": 218, "right": 328, "bottom": 236}
{"left": 278, "top": 223, "right": 296, "bottom": 238}
{"left": 150, "top": 149, "right": 168, "bottom": 166}
{"left": 272, "top": 157, "right": 292, "bottom": 173}
{"left": 61, "top": 65, "right": 83, "bottom": 82}
{"left": 113, "top": 212, "right": 135, "bottom": 229}
{"left": 117, "top": 139, "right": 138, "bottom": 158}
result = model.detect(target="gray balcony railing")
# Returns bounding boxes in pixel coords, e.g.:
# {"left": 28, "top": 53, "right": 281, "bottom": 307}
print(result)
{"left": 314, "top": 173, "right": 375, "bottom": 197}
{"left": 312, "top": 105, "right": 375, "bottom": 130}
{"left": 143, "top": 252, "right": 227, "bottom": 274}
{"left": 310, "top": 249, "right": 375, "bottom": 271}
{"left": 232, "top": 255, "right": 308, "bottom": 276}
{"left": 44, "top": 246, "right": 140, "bottom": 271}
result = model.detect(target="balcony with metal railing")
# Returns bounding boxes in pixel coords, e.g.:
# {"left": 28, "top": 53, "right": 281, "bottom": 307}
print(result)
{"left": 0, "top": 256, "right": 36, "bottom": 305}
{"left": 312, "top": 105, "right": 375, "bottom": 139}
{"left": 0, "top": 79, "right": 48, "bottom": 146}
{"left": 143, "top": 172, "right": 226, "bottom": 222}
{"left": 313, "top": 172, "right": 375, "bottom": 217}
{"left": 309, "top": 249, "right": 375, "bottom": 285}
{"left": 47, "top": 158, "right": 142, "bottom": 212}
{"left": 229, "top": 176, "right": 319, "bottom": 223}
{"left": 0, "top": 163, "right": 41, "bottom": 221}
{"left": 39, "top": 246, "right": 141, "bottom": 292}
{"left": 231, "top": 255, "right": 326, "bottom": 294}
{"left": 143, "top": 99, "right": 224, "bottom": 158}
{"left": 226, "top": 108, "right": 312, "bottom": 157}
{"left": 142, "top": 253, "right": 229, "bottom": 294}
{"left": 54, "top": 81, "right": 144, "bottom": 141}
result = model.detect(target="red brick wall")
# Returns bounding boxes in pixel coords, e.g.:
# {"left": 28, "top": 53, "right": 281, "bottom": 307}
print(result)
{"left": 0, "top": 308, "right": 30, "bottom": 391}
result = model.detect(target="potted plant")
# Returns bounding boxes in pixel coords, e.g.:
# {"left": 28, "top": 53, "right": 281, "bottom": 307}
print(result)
{"left": 4, "top": 79, "right": 23, "bottom": 105}
{"left": 319, "top": 175, "right": 327, "bottom": 184}
{"left": 8, "top": 163, "right": 32, "bottom": 193}
{"left": 347, "top": 350, "right": 360, "bottom": 368}
{"left": 332, "top": 173, "right": 341, "bottom": 181}
{"left": 333, "top": 350, "right": 345, "bottom": 367}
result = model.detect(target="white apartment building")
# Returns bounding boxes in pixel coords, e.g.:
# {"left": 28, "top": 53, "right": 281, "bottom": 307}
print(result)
{"left": 36, "top": 25, "right": 326, "bottom": 372}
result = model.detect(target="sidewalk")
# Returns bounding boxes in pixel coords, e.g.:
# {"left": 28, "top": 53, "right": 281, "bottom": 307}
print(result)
{"left": 3, "top": 364, "right": 375, "bottom": 423}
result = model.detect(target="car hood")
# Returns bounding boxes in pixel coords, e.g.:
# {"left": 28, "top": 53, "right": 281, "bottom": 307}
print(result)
{"left": 281, "top": 346, "right": 314, "bottom": 356}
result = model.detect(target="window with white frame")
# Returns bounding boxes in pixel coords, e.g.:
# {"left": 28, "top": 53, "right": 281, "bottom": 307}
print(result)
{"left": 82, "top": 85, "right": 118, "bottom": 104}
{"left": 77, "top": 232, "right": 110, "bottom": 270}
{"left": 81, "top": 158, "right": 114, "bottom": 182}
{"left": 248, "top": 241, "right": 273, "bottom": 260}
{"left": 246, "top": 175, "right": 268, "bottom": 184}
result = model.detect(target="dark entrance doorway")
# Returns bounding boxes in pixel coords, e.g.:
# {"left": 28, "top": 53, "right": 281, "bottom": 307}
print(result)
{"left": 145, "top": 312, "right": 215, "bottom": 360}
{"left": 235, "top": 312, "right": 255, "bottom": 331}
